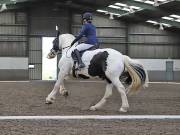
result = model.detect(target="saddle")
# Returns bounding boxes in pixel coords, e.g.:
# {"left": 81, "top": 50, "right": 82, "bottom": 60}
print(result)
{"left": 71, "top": 45, "right": 99, "bottom": 78}
{"left": 71, "top": 45, "right": 99, "bottom": 61}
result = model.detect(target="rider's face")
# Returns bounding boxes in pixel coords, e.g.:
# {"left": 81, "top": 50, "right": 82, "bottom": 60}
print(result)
{"left": 82, "top": 19, "right": 87, "bottom": 24}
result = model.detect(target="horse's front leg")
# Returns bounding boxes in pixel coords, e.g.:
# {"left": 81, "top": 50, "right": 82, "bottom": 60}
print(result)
{"left": 45, "top": 68, "right": 68, "bottom": 104}
{"left": 45, "top": 78, "right": 62, "bottom": 104}
{"left": 59, "top": 81, "right": 69, "bottom": 97}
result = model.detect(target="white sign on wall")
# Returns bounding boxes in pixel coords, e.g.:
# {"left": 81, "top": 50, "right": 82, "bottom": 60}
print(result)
{"left": 0, "top": 57, "right": 28, "bottom": 69}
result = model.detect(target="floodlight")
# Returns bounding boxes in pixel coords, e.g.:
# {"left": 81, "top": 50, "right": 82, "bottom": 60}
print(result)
{"left": 109, "top": 13, "right": 114, "bottom": 19}
{"left": 159, "top": 23, "right": 164, "bottom": 30}
{"left": 0, "top": 4, "right": 7, "bottom": 12}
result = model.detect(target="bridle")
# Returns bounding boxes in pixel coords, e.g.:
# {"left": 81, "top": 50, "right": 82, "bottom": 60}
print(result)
{"left": 53, "top": 27, "right": 73, "bottom": 58}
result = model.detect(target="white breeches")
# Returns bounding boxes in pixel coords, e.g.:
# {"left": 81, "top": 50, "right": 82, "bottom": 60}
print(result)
{"left": 75, "top": 43, "right": 94, "bottom": 51}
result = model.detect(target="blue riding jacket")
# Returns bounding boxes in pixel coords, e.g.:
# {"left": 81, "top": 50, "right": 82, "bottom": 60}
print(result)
{"left": 71, "top": 22, "right": 98, "bottom": 46}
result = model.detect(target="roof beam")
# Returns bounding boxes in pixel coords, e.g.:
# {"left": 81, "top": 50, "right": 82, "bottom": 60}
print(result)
{"left": 111, "top": 0, "right": 180, "bottom": 28}
{"left": 159, "top": 19, "right": 180, "bottom": 28}
{"left": 118, "top": 0, "right": 179, "bottom": 17}
{"left": 103, "top": 0, "right": 180, "bottom": 21}
{"left": 101, "top": 0, "right": 169, "bottom": 19}
{"left": 104, "top": 7, "right": 127, "bottom": 14}
{"left": 121, "top": 13, "right": 180, "bottom": 28}
{"left": 122, "top": 0, "right": 157, "bottom": 10}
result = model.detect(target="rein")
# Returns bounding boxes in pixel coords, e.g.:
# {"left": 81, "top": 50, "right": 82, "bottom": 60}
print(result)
{"left": 62, "top": 45, "right": 72, "bottom": 58}
{"left": 62, "top": 45, "right": 71, "bottom": 50}
{"left": 52, "top": 46, "right": 71, "bottom": 57}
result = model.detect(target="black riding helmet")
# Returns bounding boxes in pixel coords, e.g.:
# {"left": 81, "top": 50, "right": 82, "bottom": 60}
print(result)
{"left": 82, "top": 12, "right": 93, "bottom": 21}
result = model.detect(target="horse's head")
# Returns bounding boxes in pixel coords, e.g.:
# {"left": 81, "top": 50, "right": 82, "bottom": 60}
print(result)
{"left": 47, "top": 26, "right": 60, "bottom": 59}
{"left": 47, "top": 26, "right": 75, "bottom": 59}
{"left": 47, "top": 49, "right": 58, "bottom": 59}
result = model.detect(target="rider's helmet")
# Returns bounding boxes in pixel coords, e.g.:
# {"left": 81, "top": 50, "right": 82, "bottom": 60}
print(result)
{"left": 82, "top": 12, "right": 93, "bottom": 21}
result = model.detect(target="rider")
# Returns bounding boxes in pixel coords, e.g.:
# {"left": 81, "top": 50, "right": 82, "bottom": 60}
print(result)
{"left": 71, "top": 12, "right": 98, "bottom": 69}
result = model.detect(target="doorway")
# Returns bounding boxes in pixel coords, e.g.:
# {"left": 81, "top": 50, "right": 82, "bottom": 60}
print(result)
{"left": 42, "top": 37, "right": 57, "bottom": 80}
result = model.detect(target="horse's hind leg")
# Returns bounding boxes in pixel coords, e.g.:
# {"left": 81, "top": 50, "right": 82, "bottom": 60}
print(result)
{"left": 111, "top": 78, "right": 129, "bottom": 112}
{"left": 90, "top": 83, "right": 113, "bottom": 111}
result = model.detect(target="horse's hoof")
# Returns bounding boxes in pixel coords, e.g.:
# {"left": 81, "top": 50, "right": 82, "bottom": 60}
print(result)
{"left": 90, "top": 106, "right": 96, "bottom": 111}
{"left": 63, "top": 91, "right": 69, "bottom": 97}
{"left": 61, "top": 90, "right": 69, "bottom": 97}
{"left": 45, "top": 97, "right": 55, "bottom": 104}
{"left": 119, "top": 107, "right": 128, "bottom": 113}
{"left": 45, "top": 100, "right": 53, "bottom": 104}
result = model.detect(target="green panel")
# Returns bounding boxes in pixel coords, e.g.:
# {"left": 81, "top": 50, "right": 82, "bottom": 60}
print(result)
{"left": 166, "top": 61, "right": 173, "bottom": 81}
{"left": 0, "top": 0, "right": 35, "bottom": 5}
{"left": 0, "top": 0, "right": 37, "bottom": 10}
{"left": 0, "top": 0, "right": 9, "bottom": 4}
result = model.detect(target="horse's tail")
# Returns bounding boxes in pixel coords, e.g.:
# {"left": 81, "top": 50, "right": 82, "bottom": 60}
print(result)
{"left": 123, "top": 55, "right": 149, "bottom": 94}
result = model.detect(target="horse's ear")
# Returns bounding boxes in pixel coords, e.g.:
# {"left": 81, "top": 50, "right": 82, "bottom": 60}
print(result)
{"left": 56, "top": 25, "right": 60, "bottom": 37}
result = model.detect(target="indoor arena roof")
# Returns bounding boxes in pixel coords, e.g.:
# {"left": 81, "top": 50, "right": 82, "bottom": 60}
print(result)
{"left": 96, "top": 0, "right": 180, "bottom": 30}
{"left": 0, "top": 0, "right": 180, "bottom": 30}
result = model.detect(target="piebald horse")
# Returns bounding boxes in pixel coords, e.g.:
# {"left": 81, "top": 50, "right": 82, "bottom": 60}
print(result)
{"left": 46, "top": 33, "right": 149, "bottom": 112}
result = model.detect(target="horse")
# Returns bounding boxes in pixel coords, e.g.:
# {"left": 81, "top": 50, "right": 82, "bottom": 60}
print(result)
{"left": 45, "top": 33, "right": 149, "bottom": 113}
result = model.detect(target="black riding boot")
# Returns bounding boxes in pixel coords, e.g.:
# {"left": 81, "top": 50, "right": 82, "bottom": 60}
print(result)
{"left": 74, "top": 49, "right": 85, "bottom": 68}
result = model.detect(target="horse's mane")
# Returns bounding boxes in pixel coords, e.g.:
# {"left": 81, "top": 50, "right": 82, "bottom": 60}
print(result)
{"left": 59, "top": 34, "right": 77, "bottom": 48}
